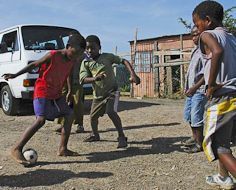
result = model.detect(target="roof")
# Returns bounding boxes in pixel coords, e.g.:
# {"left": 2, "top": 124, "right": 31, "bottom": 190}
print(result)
{"left": 129, "top": 33, "right": 191, "bottom": 43}
{"left": 0, "top": 24, "right": 77, "bottom": 33}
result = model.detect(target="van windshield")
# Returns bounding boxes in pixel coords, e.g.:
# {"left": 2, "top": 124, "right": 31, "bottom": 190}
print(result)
{"left": 22, "top": 26, "right": 78, "bottom": 50}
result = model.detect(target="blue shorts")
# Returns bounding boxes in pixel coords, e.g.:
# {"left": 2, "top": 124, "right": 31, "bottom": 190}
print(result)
{"left": 183, "top": 92, "right": 207, "bottom": 127}
{"left": 33, "top": 97, "right": 73, "bottom": 121}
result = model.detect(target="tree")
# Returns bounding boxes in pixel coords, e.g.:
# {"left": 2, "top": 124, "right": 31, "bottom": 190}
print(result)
{"left": 178, "top": 18, "right": 192, "bottom": 32}
{"left": 178, "top": 6, "right": 236, "bottom": 34}
{"left": 223, "top": 6, "right": 236, "bottom": 34}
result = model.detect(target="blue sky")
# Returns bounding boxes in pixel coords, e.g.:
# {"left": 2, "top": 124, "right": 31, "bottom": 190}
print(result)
{"left": 0, "top": 0, "right": 235, "bottom": 54}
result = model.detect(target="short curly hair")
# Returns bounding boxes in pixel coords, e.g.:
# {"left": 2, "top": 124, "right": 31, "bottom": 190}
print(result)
{"left": 86, "top": 35, "right": 101, "bottom": 48}
{"left": 67, "top": 32, "right": 86, "bottom": 49}
{"left": 192, "top": 0, "right": 224, "bottom": 23}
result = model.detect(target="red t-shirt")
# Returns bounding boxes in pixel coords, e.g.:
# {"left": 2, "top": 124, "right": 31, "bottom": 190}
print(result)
{"left": 34, "top": 50, "right": 74, "bottom": 99}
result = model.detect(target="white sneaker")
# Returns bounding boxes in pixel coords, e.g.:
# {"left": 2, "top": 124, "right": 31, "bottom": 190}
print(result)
{"left": 206, "top": 174, "right": 234, "bottom": 189}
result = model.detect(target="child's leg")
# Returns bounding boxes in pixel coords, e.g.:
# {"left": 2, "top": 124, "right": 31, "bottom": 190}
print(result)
{"left": 190, "top": 93, "right": 206, "bottom": 145}
{"left": 89, "top": 99, "right": 105, "bottom": 137}
{"left": 107, "top": 112, "right": 124, "bottom": 137}
{"left": 54, "top": 117, "right": 64, "bottom": 133}
{"left": 11, "top": 116, "right": 46, "bottom": 165}
{"left": 107, "top": 109, "right": 128, "bottom": 148}
{"left": 212, "top": 113, "right": 236, "bottom": 177}
{"left": 218, "top": 153, "right": 236, "bottom": 178}
{"left": 90, "top": 115, "right": 99, "bottom": 136}
{"left": 51, "top": 96, "right": 77, "bottom": 156}
{"left": 82, "top": 114, "right": 100, "bottom": 142}
{"left": 58, "top": 113, "right": 78, "bottom": 156}
{"left": 74, "top": 87, "right": 84, "bottom": 126}
{"left": 192, "top": 126, "right": 203, "bottom": 145}
{"left": 106, "top": 98, "right": 125, "bottom": 137}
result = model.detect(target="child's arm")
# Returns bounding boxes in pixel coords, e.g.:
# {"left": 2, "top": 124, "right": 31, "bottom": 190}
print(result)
{"left": 82, "top": 73, "right": 106, "bottom": 84}
{"left": 201, "top": 32, "right": 224, "bottom": 98}
{"left": 2, "top": 52, "right": 51, "bottom": 80}
{"left": 185, "top": 76, "right": 204, "bottom": 97}
{"left": 80, "top": 59, "right": 106, "bottom": 84}
{"left": 66, "top": 75, "right": 72, "bottom": 103}
{"left": 122, "top": 59, "right": 141, "bottom": 85}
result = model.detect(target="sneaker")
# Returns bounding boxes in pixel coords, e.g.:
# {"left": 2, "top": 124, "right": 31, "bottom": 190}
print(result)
{"left": 83, "top": 134, "right": 100, "bottom": 142}
{"left": 206, "top": 174, "right": 234, "bottom": 190}
{"left": 117, "top": 136, "right": 128, "bottom": 148}
{"left": 75, "top": 125, "right": 85, "bottom": 133}
{"left": 183, "top": 142, "right": 202, "bottom": 153}
{"left": 181, "top": 137, "right": 195, "bottom": 146}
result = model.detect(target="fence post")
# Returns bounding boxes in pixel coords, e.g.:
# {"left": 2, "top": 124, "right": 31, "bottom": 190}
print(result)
{"left": 180, "top": 35, "right": 185, "bottom": 91}
{"left": 153, "top": 41, "right": 160, "bottom": 97}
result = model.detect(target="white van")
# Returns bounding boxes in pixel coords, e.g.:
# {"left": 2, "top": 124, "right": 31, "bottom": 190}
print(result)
{"left": 0, "top": 24, "right": 92, "bottom": 115}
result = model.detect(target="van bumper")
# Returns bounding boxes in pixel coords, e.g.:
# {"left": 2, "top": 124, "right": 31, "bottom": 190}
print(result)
{"left": 21, "top": 91, "right": 34, "bottom": 99}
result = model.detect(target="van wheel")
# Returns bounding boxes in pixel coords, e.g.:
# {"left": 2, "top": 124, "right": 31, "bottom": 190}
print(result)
{"left": 1, "top": 85, "right": 19, "bottom": 115}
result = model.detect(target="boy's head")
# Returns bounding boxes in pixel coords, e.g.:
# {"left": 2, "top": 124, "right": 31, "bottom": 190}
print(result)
{"left": 85, "top": 35, "right": 101, "bottom": 59}
{"left": 191, "top": 25, "right": 200, "bottom": 46}
{"left": 192, "top": 0, "right": 224, "bottom": 33}
{"left": 66, "top": 32, "right": 86, "bottom": 60}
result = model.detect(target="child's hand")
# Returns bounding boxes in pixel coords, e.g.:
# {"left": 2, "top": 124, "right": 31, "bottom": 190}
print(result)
{"left": 1, "top": 73, "right": 16, "bottom": 80}
{"left": 206, "top": 83, "right": 223, "bottom": 99}
{"left": 66, "top": 92, "right": 72, "bottom": 103}
{"left": 129, "top": 75, "right": 141, "bottom": 85}
{"left": 185, "top": 87, "right": 197, "bottom": 97}
{"left": 95, "top": 73, "right": 107, "bottom": 81}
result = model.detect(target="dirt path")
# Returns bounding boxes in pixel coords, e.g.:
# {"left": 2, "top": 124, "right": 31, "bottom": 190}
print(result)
{"left": 0, "top": 97, "right": 235, "bottom": 190}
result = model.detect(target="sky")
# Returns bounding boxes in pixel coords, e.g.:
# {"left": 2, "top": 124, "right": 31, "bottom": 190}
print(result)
{"left": 0, "top": 0, "right": 235, "bottom": 54}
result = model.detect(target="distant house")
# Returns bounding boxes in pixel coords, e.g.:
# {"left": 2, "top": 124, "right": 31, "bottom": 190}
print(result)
{"left": 129, "top": 33, "right": 194, "bottom": 98}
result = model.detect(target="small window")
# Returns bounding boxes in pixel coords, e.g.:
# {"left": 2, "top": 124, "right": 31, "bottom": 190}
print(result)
{"left": 134, "top": 51, "right": 153, "bottom": 72}
{"left": 0, "top": 31, "right": 19, "bottom": 53}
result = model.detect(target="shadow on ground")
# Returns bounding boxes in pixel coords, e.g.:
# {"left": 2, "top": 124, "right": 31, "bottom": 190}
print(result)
{"left": 100, "top": 122, "right": 180, "bottom": 133}
{"left": 84, "top": 99, "right": 159, "bottom": 113}
{"left": 81, "top": 136, "right": 191, "bottom": 163}
{"left": 0, "top": 169, "right": 113, "bottom": 187}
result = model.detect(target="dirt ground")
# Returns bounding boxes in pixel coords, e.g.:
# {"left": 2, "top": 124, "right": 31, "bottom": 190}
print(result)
{"left": 0, "top": 97, "right": 235, "bottom": 190}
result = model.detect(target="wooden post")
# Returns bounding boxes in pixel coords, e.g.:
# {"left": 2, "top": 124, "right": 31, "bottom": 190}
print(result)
{"left": 165, "top": 55, "right": 172, "bottom": 96}
{"left": 180, "top": 35, "right": 185, "bottom": 91}
{"left": 130, "top": 28, "right": 138, "bottom": 98}
{"left": 153, "top": 41, "right": 160, "bottom": 97}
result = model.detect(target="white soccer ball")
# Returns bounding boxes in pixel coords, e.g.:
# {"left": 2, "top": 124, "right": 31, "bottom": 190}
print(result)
{"left": 23, "top": 148, "right": 38, "bottom": 165}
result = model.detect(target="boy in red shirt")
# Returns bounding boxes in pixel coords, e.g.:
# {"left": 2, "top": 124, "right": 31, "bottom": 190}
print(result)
{"left": 2, "top": 33, "right": 86, "bottom": 166}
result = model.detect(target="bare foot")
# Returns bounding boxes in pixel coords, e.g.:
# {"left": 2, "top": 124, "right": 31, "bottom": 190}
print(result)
{"left": 11, "top": 148, "right": 30, "bottom": 166}
{"left": 58, "top": 149, "right": 79, "bottom": 156}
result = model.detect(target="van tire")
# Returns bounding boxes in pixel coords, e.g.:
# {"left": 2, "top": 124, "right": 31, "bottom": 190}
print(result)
{"left": 1, "top": 85, "right": 19, "bottom": 115}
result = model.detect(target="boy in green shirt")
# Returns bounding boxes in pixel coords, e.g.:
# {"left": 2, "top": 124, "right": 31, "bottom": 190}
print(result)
{"left": 80, "top": 35, "right": 140, "bottom": 148}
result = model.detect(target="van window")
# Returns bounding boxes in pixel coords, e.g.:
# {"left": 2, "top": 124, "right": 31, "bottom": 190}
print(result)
{"left": 22, "top": 26, "right": 78, "bottom": 50}
{"left": 0, "top": 31, "right": 19, "bottom": 53}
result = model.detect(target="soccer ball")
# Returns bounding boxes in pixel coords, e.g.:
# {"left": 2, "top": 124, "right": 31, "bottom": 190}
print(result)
{"left": 23, "top": 148, "right": 38, "bottom": 165}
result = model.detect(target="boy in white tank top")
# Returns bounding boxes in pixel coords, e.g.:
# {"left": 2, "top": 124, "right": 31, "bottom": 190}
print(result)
{"left": 193, "top": 1, "right": 236, "bottom": 189}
